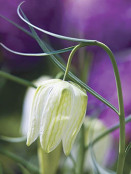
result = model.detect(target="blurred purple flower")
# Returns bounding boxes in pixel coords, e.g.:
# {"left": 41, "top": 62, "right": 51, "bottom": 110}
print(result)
{"left": 0, "top": 0, "right": 62, "bottom": 71}
{"left": 62, "top": 0, "right": 131, "bottom": 52}
{"left": 87, "top": 50, "right": 131, "bottom": 141}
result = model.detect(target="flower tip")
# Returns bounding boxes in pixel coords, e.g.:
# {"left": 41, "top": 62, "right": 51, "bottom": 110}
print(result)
{"left": 26, "top": 140, "right": 31, "bottom": 146}
{"left": 64, "top": 149, "right": 70, "bottom": 156}
{"left": 65, "top": 151, "right": 70, "bottom": 156}
{"left": 40, "top": 143, "right": 51, "bottom": 154}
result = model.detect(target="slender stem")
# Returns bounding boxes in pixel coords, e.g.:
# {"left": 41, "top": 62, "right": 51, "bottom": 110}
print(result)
{"left": 38, "top": 141, "right": 45, "bottom": 174}
{"left": 0, "top": 147, "right": 39, "bottom": 174}
{"left": 63, "top": 44, "right": 82, "bottom": 81}
{"left": 55, "top": 71, "right": 64, "bottom": 79}
{"left": 94, "top": 42, "right": 125, "bottom": 174}
{"left": 75, "top": 125, "right": 85, "bottom": 174}
{"left": 0, "top": 71, "right": 36, "bottom": 88}
{"left": 37, "top": 140, "right": 61, "bottom": 174}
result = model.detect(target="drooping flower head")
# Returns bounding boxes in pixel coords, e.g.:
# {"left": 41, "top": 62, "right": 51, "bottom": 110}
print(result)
{"left": 27, "top": 79, "right": 88, "bottom": 155}
{"left": 21, "top": 76, "right": 63, "bottom": 174}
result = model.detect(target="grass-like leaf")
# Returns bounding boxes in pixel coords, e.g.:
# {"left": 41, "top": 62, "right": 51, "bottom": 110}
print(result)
{"left": 0, "top": 42, "right": 75, "bottom": 57}
{"left": 0, "top": 147, "right": 39, "bottom": 174}
{"left": 0, "top": 15, "right": 75, "bottom": 56}
{"left": 0, "top": 14, "right": 33, "bottom": 38}
{"left": 0, "top": 136, "right": 26, "bottom": 143}
{"left": 0, "top": 71, "right": 36, "bottom": 88}
{"left": 18, "top": 2, "right": 96, "bottom": 43}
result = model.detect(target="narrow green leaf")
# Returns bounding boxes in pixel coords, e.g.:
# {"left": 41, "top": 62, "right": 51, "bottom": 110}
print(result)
{"left": 0, "top": 42, "right": 75, "bottom": 57}
{"left": 0, "top": 136, "right": 26, "bottom": 143}
{"left": 0, "top": 147, "right": 39, "bottom": 174}
{"left": 0, "top": 15, "right": 33, "bottom": 38}
{"left": 0, "top": 71, "right": 36, "bottom": 88}
{"left": 18, "top": 2, "right": 96, "bottom": 43}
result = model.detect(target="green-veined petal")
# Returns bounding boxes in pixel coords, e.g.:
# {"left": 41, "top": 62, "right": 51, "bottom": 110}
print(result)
{"left": 40, "top": 81, "right": 72, "bottom": 153}
{"left": 26, "top": 81, "right": 56, "bottom": 145}
{"left": 62, "top": 83, "right": 88, "bottom": 155}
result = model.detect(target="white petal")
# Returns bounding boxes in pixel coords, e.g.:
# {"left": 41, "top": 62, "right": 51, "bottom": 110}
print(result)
{"left": 26, "top": 80, "right": 56, "bottom": 146}
{"left": 40, "top": 81, "right": 72, "bottom": 153}
{"left": 21, "top": 76, "right": 51, "bottom": 136}
{"left": 62, "top": 83, "right": 87, "bottom": 155}
{"left": 21, "top": 87, "right": 36, "bottom": 136}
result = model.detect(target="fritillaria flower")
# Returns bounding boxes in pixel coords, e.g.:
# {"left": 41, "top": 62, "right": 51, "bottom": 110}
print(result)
{"left": 27, "top": 79, "right": 88, "bottom": 155}
{"left": 21, "top": 76, "right": 62, "bottom": 174}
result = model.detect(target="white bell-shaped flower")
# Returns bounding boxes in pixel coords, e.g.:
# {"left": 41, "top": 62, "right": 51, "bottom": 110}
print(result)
{"left": 27, "top": 79, "right": 88, "bottom": 155}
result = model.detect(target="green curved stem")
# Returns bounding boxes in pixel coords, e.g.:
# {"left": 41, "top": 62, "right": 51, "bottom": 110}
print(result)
{"left": 38, "top": 141, "right": 45, "bottom": 174}
{"left": 55, "top": 71, "right": 64, "bottom": 79}
{"left": 0, "top": 71, "right": 36, "bottom": 88}
{"left": 63, "top": 44, "right": 82, "bottom": 80}
{"left": 94, "top": 42, "right": 125, "bottom": 174}
{"left": 0, "top": 136, "right": 26, "bottom": 143}
{"left": 75, "top": 125, "right": 85, "bottom": 174}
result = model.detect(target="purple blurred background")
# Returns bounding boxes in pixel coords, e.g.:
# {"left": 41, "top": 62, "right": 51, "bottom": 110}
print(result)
{"left": 0, "top": 0, "right": 62, "bottom": 71}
